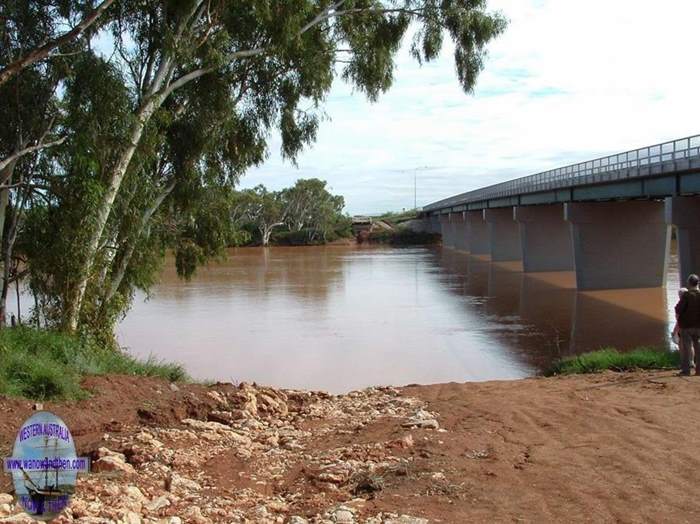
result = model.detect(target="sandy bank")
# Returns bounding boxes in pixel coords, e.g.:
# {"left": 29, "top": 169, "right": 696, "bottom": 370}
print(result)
{"left": 0, "top": 371, "right": 697, "bottom": 522}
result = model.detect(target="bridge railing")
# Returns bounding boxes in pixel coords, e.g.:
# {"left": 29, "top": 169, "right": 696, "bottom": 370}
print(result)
{"left": 424, "top": 134, "right": 700, "bottom": 211}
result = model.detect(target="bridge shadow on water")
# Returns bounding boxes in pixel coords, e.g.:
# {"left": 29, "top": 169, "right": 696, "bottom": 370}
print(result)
{"left": 431, "top": 247, "right": 672, "bottom": 374}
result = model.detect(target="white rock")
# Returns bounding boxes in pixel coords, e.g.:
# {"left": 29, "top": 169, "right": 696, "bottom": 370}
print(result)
{"left": 170, "top": 472, "right": 201, "bottom": 492}
{"left": 144, "top": 496, "right": 171, "bottom": 513}
{"left": 158, "top": 518, "right": 182, "bottom": 524}
{"left": 124, "top": 486, "right": 146, "bottom": 501}
{"left": 92, "top": 455, "right": 136, "bottom": 475}
{"left": 332, "top": 507, "right": 355, "bottom": 523}
{"left": 384, "top": 517, "right": 429, "bottom": 524}
{"left": 121, "top": 510, "right": 142, "bottom": 524}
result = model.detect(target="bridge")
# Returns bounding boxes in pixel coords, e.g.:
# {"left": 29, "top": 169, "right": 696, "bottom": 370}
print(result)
{"left": 416, "top": 134, "right": 700, "bottom": 290}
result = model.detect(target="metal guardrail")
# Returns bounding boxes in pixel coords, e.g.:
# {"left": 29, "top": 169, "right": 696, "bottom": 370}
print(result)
{"left": 423, "top": 134, "right": 700, "bottom": 212}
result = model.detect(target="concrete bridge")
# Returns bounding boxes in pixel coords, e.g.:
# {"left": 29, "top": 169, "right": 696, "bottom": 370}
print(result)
{"left": 416, "top": 134, "right": 700, "bottom": 289}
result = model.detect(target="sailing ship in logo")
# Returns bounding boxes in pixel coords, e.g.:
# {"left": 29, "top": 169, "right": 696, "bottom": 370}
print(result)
{"left": 4, "top": 411, "right": 88, "bottom": 521}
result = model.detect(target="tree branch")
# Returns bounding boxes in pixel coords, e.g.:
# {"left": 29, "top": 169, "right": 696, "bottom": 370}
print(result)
{"left": 0, "top": 137, "right": 66, "bottom": 174}
{"left": 0, "top": 0, "right": 116, "bottom": 86}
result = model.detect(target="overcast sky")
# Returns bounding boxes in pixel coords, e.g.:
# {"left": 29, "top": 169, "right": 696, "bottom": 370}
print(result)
{"left": 241, "top": 0, "right": 700, "bottom": 215}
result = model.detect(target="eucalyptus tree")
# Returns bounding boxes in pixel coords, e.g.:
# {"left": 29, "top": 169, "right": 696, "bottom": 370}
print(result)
{"left": 282, "top": 178, "right": 346, "bottom": 241}
{"left": 56, "top": 0, "right": 506, "bottom": 331}
{"left": 0, "top": 0, "right": 115, "bottom": 86}
{"left": 235, "top": 186, "right": 288, "bottom": 246}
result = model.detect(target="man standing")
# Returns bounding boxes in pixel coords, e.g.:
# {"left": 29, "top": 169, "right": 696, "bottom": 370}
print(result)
{"left": 675, "top": 274, "right": 700, "bottom": 376}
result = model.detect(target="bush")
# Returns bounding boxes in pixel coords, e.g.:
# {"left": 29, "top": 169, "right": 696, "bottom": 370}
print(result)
{"left": 545, "top": 347, "right": 679, "bottom": 376}
{"left": 366, "top": 229, "right": 441, "bottom": 246}
{"left": 0, "top": 327, "right": 189, "bottom": 400}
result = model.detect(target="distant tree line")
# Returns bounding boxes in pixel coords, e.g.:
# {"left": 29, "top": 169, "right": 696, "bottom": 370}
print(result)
{"left": 232, "top": 179, "right": 351, "bottom": 247}
{"left": 0, "top": 0, "right": 505, "bottom": 339}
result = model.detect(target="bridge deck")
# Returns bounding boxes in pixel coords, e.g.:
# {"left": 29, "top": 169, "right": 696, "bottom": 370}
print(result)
{"left": 424, "top": 134, "right": 700, "bottom": 213}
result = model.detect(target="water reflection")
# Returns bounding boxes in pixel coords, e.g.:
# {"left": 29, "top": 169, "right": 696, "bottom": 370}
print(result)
{"left": 117, "top": 245, "right": 678, "bottom": 393}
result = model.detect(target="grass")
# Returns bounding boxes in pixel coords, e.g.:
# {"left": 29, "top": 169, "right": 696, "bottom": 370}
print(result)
{"left": 545, "top": 347, "right": 679, "bottom": 376}
{"left": 0, "top": 327, "right": 189, "bottom": 400}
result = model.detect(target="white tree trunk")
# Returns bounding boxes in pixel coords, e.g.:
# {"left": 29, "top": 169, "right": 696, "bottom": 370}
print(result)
{"left": 63, "top": 95, "right": 163, "bottom": 331}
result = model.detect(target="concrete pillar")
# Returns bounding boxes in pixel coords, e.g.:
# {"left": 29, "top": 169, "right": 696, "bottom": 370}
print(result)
{"left": 466, "top": 210, "right": 489, "bottom": 255}
{"left": 514, "top": 204, "right": 574, "bottom": 272}
{"left": 665, "top": 196, "right": 700, "bottom": 286}
{"left": 452, "top": 212, "right": 469, "bottom": 251}
{"left": 439, "top": 214, "right": 454, "bottom": 248}
{"left": 483, "top": 208, "right": 522, "bottom": 262}
{"left": 565, "top": 201, "right": 670, "bottom": 290}
{"left": 429, "top": 215, "right": 440, "bottom": 234}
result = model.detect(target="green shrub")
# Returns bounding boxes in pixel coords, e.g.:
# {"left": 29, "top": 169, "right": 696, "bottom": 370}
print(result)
{"left": 367, "top": 229, "right": 441, "bottom": 245}
{"left": 0, "top": 327, "right": 189, "bottom": 400}
{"left": 546, "top": 347, "right": 679, "bottom": 376}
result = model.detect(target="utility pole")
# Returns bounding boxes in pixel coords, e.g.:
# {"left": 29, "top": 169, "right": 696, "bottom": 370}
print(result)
{"left": 414, "top": 169, "right": 417, "bottom": 210}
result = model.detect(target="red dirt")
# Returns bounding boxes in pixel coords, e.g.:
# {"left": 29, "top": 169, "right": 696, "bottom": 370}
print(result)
{"left": 0, "top": 371, "right": 698, "bottom": 522}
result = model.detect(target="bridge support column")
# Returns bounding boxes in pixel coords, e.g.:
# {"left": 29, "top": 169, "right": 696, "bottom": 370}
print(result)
{"left": 452, "top": 212, "right": 468, "bottom": 251}
{"left": 484, "top": 208, "right": 522, "bottom": 262}
{"left": 429, "top": 215, "right": 440, "bottom": 234}
{"left": 565, "top": 201, "right": 670, "bottom": 290}
{"left": 439, "top": 214, "right": 455, "bottom": 248}
{"left": 514, "top": 204, "right": 573, "bottom": 272}
{"left": 665, "top": 196, "right": 700, "bottom": 285}
{"left": 466, "top": 210, "right": 489, "bottom": 255}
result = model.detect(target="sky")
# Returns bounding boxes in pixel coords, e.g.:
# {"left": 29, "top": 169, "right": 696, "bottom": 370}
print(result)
{"left": 241, "top": 0, "right": 700, "bottom": 215}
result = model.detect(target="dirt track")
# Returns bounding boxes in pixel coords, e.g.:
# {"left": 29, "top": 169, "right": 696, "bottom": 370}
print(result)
{"left": 0, "top": 371, "right": 698, "bottom": 522}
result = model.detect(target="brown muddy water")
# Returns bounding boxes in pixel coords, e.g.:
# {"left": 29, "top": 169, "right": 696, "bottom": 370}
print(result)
{"left": 116, "top": 245, "right": 681, "bottom": 393}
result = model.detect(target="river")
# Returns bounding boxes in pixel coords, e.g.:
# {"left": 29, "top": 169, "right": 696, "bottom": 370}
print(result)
{"left": 115, "top": 245, "right": 680, "bottom": 392}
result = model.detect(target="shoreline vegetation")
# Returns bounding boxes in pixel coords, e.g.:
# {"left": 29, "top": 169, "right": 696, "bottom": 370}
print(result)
{"left": 546, "top": 347, "right": 679, "bottom": 376}
{"left": 0, "top": 327, "right": 188, "bottom": 400}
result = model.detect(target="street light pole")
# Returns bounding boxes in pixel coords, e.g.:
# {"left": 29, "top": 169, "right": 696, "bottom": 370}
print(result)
{"left": 414, "top": 169, "right": 417, "bottom": 210}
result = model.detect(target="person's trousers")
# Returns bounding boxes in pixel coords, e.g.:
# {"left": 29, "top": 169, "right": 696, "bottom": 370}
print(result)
{"left": 680, "top": 328, "right": 700, "bottom": 374}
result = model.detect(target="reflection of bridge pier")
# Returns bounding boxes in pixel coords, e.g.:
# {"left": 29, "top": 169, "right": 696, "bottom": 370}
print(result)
{"left": 570, "top": 289, "right": 669, "bottom": 354}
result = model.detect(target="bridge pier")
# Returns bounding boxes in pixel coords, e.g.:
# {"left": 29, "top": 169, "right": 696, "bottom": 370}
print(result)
{"left": 452, "top": 212, "right": 468, "bottom": 251}
{"left": 429, "top": 215, "right": 441, "bottom": 234}
{"left": 565, "top": 201, "right": 670, "bottom": 290}
{"left": 665, "top": 196, "right": 700, "bottom": 285}
{"left": 467, "top": 210, "right": 489, "bottom": 255}
{"left": 484, "top": 208, "right": 522, "bottom": 262}
{"left": 514, "top": 204, "right": 574, "bottom": 272}
{"left": 440, "top": 214, "right": 456, "bottom": 248}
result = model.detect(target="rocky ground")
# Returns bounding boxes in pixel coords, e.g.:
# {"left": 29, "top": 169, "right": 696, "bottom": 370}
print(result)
{"left": 1, "top": 370, "right": 700, "bottom": 523}
{"left": 0, "top": 376, "right": 442, "bottom": 523}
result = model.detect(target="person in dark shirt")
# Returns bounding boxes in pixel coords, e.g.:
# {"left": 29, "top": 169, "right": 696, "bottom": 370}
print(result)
{"left": 675, "top": 274, "right": 700, "bottom": 376}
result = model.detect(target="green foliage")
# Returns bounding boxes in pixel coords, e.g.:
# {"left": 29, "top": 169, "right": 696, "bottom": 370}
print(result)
{"left": 233, "top": 179, "right": 352, "bottom": 246}
{"left": 0, "top": 327, "right": 189, "bottom": 400}
{"left": 545, "top": 347, "right": 679, "bottom": 376}
{"left": 367, "top": 228, "right": 441, "bottom": 245}
{"left": 2, "top": 0, "right": 506, "bottom": 339}
{"left": 375, "top": 210, "right": 419, "bottom": 223}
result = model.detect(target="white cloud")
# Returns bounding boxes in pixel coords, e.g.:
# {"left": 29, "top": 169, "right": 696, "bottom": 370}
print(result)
{"left": 242, "top": 0, "right": 700, "bottom": 214}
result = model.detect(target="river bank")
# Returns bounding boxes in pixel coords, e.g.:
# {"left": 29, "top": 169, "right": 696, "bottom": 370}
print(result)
{"left": 0, "top": 370, "right": 697, "bottom": 523}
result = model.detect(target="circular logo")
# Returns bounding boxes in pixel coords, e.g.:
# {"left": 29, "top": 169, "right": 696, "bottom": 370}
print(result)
{"left": 3, "top": 411, "right": 89, "bottom": 521}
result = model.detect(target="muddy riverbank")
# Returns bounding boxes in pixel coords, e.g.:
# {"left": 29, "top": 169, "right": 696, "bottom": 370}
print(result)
{"left": 0, "top": 370, "right": 697, "bottom": 522}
